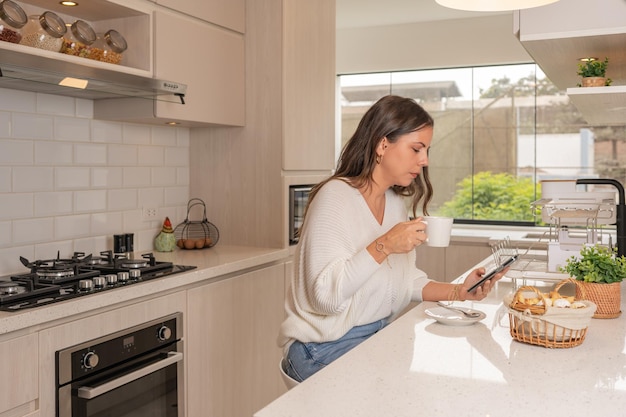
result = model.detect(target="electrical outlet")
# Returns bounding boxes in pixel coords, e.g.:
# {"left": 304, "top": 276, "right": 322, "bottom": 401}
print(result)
{"left": 142, "top": 207, "right": 158, "bottom": 221}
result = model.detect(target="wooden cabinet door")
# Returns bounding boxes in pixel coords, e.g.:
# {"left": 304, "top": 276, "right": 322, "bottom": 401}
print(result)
{"left": 0, "top": 333, "right": 38, "bottom": 416}
{"left": 187, "top": 263, "right": 286, "bottom": 417}
{"left": 154, "top": 9, "right": 245, "bottom": 126}
{"left": 156, "top": 0, "right": 245, "bottom": 33}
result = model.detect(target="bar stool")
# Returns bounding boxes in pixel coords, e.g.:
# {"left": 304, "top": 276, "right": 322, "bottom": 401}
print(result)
{"left": 279, "top": 358, "right": 300, "bottom": 389}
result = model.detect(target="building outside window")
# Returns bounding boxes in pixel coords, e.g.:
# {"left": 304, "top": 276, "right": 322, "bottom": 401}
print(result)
{"left": 339, "top": 63, "right": 626, "bottom": 225}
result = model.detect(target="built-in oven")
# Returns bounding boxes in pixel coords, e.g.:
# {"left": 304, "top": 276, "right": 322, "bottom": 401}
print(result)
{"left": 289, "top": 184, "right": 314, "bottom": 245}
{"left": 56, "top": 312, "right": 184, "bottom": 417}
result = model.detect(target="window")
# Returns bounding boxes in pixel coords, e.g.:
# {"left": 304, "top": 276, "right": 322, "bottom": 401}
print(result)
{"left": 340, "top": 64, "right": 626, "bottom": 225}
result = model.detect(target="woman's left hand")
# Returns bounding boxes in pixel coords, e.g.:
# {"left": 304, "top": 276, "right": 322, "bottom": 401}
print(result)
{"left": 459, "top": 267, "right": 509, "bottom": 301}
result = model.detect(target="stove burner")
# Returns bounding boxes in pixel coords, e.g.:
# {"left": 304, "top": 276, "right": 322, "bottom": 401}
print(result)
{"left": 0, "top": 281, "right": 24, "bottom": 295}
{"left": 36, "top": 268, "right": 75, "bottom": 279}
{"left": 119, "top": 259, "right": 148, "bottom": 269}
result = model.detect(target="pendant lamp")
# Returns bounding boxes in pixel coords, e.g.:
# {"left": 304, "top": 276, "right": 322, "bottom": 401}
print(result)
{"left": 435, "top": 0, "right": 560, "bottom": 12}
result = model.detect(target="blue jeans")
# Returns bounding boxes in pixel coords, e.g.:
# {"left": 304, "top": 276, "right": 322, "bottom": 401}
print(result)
{"left": 284, "top": 318, "right": 388, "bottom": 382}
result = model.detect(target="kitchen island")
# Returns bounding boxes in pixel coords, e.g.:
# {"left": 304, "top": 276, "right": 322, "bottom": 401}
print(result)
{"left": 255, "top": 257, "right": 626, "bottom": 417}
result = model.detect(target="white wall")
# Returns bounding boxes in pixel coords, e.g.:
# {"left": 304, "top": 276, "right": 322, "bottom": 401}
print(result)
{"left": 0, "top": 88, "right": 190, "bottom": 275}
{"left": 336, "top": 14, "right": 532, "bottom": 74}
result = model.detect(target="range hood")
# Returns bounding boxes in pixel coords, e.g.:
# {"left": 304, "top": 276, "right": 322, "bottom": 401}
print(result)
{"left": 0, "top": 45, "right": 186, "bottom": 103}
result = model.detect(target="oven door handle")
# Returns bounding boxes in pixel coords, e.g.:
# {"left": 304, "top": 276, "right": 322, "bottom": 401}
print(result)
{"left": 77, "top": 351, "right": 183, "bottom": 400}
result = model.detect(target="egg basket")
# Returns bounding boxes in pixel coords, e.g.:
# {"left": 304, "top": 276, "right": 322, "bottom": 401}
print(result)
{"left": 505, "top": 278, "right": 596, "bottom": 348}
{"left": 173, "top": 198, "right": 219, "bottom": 249}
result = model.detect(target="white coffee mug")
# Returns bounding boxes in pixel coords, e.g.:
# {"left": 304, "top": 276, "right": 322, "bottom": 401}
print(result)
{"left": 422, "top": 216, "right": 453, "bottom": 247}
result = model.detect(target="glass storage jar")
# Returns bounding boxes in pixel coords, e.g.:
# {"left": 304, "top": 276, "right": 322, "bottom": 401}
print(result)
{"left": 20, "top": 11, "right": 66, "bottom": 52}
{"left": 0, "top": 0, "right": 27, "bottom": 44}
{"left": 61, "top": 19, "right": 96, "bottom": 57}
{"left": 89, "top": 29, "right": 127, "bottom": 64}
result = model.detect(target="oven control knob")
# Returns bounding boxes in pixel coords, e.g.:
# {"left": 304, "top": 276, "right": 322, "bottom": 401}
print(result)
{"left": 157, "top": 325, "right": 172, "bottom": 341}
{"left": 83, "top": 351, "right": 99, "bottom": 369}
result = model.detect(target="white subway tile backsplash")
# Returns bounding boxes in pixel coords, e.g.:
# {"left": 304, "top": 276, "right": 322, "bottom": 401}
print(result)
{"left": 91, "top": 212, "right": 123, "bottom": 235}
{"left": 55, "top": 116, "right": 91, "bottom": 141}
{"left": 176, "top": 128, "right": 190, "bottom": 146}
{"left": 55, "top": 214, "right": 91, "bottom": 239}
{"left": 92, "top": 119, "right": 123, "bottom": 143}
{"left": 91, "top": 167, "right": 123, "bottom": 188}
{"left": 153, "top": 167, "right": 177, "bottom": 186}
{"left": 165, "top": 146, "right": 188, "bottom": 166}
{"left": 123, "top": 124, "right": 151, "bottom": 145}
{"left": 0, "top": 89, "right": 190, "bottom": 275}
{"left": 108, "top": 188, "right": 138, "bottom": 211}
{"left": 0, "top": 221, "right": 12, "bottom": 246}
{"left": 76, "top": 99, "right": 94, "bottom": 119}
{"left": 108, "top": 144, "right": 138, "bottom": 166}
{"left": 34, "top": 192, "right": 73, "bottom": 216}
{"left": 75, "top": 189, "right": 107, "bottom": 212}
{"left": 75, "top": 143, "right": 107, "bottom": 165}
{"left": 0, "top": 112, "right": 10, "bottom": 138}
{"left": 37, "top": 93, "right": 75, "bottom": 116}
{"left": 123, "top": 167, "right": 151, "bottom": 187}
{"left": 152, "top": 126, "right": 178, "bottom": 146}
{"left": 0, "top": 139, "right": 33, "bottom": 165}
{"left": 0, "top": 193, "right": 33, "bottom": 220}
{"left": 13, "top": 166, "right": 54, "bottom": 191}
{"left": 56, "top": 167, "right": 90, "bottom": 189}
{"left": 139, "top": 146, "right": 164, "bottom": 166}
{"left": 35, "top": 141, "right": 73, "bottom": 165}
{"left": 13, "top": 217, "right": 54, "bottom": 244}
{"left": 138, "top": 188, "right": 165, "bottom": 208}
{"left": 176, "top": 167, "right": 189, "bottom": 186}
{"left": 0, "top": 167, "right": 10, "bottom": 192}
{"left": 0, "top": 88, "right": 36, "bottom": 113}
{"left": 164, "top": 186, "right": 190, "bottom": 206}
{"left": 12, "top": 112, "right": 54, "bottom": 140}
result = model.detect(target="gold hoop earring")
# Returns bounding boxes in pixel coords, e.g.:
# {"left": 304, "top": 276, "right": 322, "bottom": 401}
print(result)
{"left": 376, "top": 154, "right": 382, "bottom": 164}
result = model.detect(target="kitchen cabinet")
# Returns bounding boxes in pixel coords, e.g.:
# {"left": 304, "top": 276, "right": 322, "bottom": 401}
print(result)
{"left": 282, "top": 0, "right": 336, "bottom": 171}
{"left": 186, "top": 263, "right": 286, "bottom": 417}
{"left": 95, "top": 8, "right": 245, "bottom": 127}
{"left": 0, "top": 333, "right": 38, "bottom": 417}
{"left": 36, "top": 291, "right": 187, "bottom": 417}
{"left": 415, "top": 240, "right": 492, "bottom": 282}
{"left": 156, "top": 0, "right": 245, "bottom": 33}
{"left": 515, "top": 0, "right": 626, "bottom": 125}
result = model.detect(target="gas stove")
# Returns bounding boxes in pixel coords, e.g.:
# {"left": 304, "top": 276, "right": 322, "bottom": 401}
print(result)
{"left": 0, "top": 251, "right": 196, "bottom": 312}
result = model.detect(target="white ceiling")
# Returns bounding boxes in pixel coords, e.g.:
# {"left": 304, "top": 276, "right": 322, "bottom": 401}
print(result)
{"left": 336, "top": 0, "right": 509, "bottom": 29}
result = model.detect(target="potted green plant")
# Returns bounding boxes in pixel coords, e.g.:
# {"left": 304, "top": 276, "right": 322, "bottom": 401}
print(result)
{"left": 560, "top": 244, "right": 624, "bottom": 318}
{"left": 577, "top": 57, "right": 612, "bottom": 87}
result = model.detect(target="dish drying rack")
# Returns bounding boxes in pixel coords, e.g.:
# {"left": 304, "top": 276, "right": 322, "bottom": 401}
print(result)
{"left": 531, "top": 191, "right": 616, "bottom": 272}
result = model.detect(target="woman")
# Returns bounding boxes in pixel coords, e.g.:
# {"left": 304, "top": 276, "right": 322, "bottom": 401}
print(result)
{"left": 279, "top": 95, "right": 507, "bottom": 382}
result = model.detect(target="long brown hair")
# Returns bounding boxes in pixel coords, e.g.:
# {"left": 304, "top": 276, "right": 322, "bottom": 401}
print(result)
{"left": 309, "top": 95, "right": 434, "bottom": 218}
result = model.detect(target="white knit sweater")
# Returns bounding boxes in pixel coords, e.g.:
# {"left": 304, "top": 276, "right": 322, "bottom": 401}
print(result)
{"left": 278, "top": 179, "right": 432, "bottom": 354}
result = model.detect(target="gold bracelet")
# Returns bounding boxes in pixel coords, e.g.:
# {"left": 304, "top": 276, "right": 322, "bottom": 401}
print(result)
{"left": 375, "top": 239, "right": 392, "bottom": 268}
{"left": 375, "top": 239, "right": 389, "bottom": 256}
{"left": 448, "top": 284, "right": 461, "bottom": 302}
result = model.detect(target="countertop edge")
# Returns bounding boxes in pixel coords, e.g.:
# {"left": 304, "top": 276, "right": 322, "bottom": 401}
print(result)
{"left": 0, "top": 245, "right": 290, "bottom": 337}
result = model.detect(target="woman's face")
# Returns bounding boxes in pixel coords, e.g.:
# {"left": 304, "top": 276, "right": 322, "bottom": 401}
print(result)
{"left": 377, "top": 127, "right": 433, "bottom": 187}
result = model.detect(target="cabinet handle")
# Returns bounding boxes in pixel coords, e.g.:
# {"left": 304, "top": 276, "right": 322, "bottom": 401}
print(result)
{"left": 77, "top": 351, "right": 183, "bottom": 399}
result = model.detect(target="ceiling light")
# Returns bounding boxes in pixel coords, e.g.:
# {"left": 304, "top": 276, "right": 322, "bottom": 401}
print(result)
{"left": 579, "top": 57, "right": 598, "bottom": 62}
{"left": 60, "top": 1, "right": 78, "bottom": 7}
{"left": 435, "top": 0, "right": 560, "bottom": 12}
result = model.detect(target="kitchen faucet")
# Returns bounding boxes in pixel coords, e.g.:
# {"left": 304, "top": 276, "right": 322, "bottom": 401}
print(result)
{"left": 576, "top": 178, "right": 626, "bottom": 258}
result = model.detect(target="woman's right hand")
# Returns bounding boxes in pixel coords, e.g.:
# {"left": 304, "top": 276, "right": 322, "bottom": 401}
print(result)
{"left": 377, "top": 218, "right": 428, "bottom": 254}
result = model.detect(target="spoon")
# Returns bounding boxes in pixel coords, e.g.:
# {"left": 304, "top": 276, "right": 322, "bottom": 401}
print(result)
{"left": 437, "top": 302, "right": 482, "bottom": 318}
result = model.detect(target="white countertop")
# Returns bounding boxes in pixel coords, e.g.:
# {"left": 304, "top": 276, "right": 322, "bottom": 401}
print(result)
{"left": 255, "top": 259, "right": 626, "bottom": 417}
{"left": 0, "top": 245, "right": 288, "bottom": 337}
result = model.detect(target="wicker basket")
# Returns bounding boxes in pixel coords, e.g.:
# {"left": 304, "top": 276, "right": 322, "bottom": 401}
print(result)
{"left": 173, "top": 198, "right": 219, "bottom": 249}
{"left": 576, "top": 281, "right": 621, "bottom": 319}
{"left": 506, "top": 278, "right": 596, "bottom": 348}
